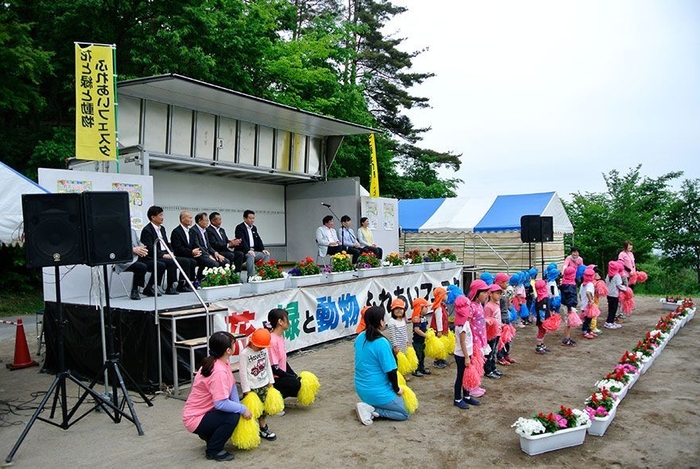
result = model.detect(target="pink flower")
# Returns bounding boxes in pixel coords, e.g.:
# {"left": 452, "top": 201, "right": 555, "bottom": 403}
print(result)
{"left": 595, "top": 406, "right": 609, "bottom": 416}
{"left": 586, "top": 407, "right": 596, "bottom": 419}
{"left": 555, "top": 414, "right": 568, "bottom": 428}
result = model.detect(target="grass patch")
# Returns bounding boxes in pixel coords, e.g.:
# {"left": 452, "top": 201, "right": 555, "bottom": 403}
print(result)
{"left": 0, "top": 288, "right": 44, "bottom": 318}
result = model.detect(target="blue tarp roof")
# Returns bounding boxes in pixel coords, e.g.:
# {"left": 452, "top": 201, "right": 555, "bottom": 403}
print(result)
{"left": 473, "top": 192, "right": 555, "bottom": 232}
{"left": 398, "top": 198, "right": 445, "bottom": 232}
{"left": 398, "top": 191, "right": 574, "bottom": 234}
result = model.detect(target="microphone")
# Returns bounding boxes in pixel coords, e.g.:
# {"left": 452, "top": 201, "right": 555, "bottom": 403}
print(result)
{"left": 321, "top": 203, "right": 331, "bottom": 208}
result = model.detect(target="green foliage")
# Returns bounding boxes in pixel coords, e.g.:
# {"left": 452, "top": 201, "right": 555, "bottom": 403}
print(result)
{"left": 657, "top": 179, "right": 700, "bottom": 284}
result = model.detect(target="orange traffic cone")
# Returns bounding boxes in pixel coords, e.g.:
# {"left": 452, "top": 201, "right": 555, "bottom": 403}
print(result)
{"left": 6, "top": 318, "right": 39, "bottom": 370}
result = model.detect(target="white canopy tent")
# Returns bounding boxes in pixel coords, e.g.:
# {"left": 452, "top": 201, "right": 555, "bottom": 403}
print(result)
{"left": 0, "top": 162, "right": 49, "bottom": 246}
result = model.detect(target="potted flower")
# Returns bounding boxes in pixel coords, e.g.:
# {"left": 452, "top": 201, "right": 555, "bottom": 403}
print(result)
{"left": 287, "top": 257, "right": 323, "bottom": 288}
{"left": 248, "top": 259, "right": 287, "bottom": 294}
{"left": 355, "top": 251, "right": 382, "bottom": 277}
{"left": 198, "top": 265, "right": 242, "bottom": 301}
{"left": 441, "top": 248, "right": 458, "bottom": 267}
{"left": 424, "top": 248, "right": 444, "bottom": 271}
{"left": 595, "top": 378, "right": 627, "bottom": 401}
{"left": 585, "top": 388, "right": 618, "bottom": 436}
{"left": 325, "top": 251, "right": 355, "bottom": 283}
{"left": 384, "top": 251, "right": 404, "bottom": 274}
{"left": 403, "top": 249, "right": 423, "bottom": 272}
{"left": 512, "top": 405, "right": 591, "bottom": 455}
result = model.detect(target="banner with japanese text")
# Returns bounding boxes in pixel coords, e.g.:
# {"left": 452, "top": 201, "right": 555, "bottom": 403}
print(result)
{"left": 75, "top": 43, "right": 117, "bottom": 161}
{"left": 215, "top": 268, "right": 462, "bottom": 357}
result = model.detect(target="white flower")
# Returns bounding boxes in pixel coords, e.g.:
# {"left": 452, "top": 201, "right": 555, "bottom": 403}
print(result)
{"left": 573, "top": 408, "right": 590, "bottom": 427}
{"left": 249, "top": 275, "right": 263, "bottom": 282}
{"left": 281, "top": 272, "right": 288, "bottom": 278}
{"left": 511, "top": 417, "right": 546, "bottom": 437}
{"left": 596, "top": 379, "right": 623, "bottom": 392}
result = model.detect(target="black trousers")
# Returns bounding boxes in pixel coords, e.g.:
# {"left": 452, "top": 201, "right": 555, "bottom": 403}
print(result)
{"left": 195, "top": 255, "right": 223, "bottom": 280}
{"left": 125, "top": 259, "right": 165, "bottom": 290}
{"left": 193, "top": 409, "right": 240, "bottom": 458}
{"left": 453, "top": 354, "right": 471, "bottom": 401}
{"left": 484, "top": 337, "right": 499, "bottom": 374}
{"left": 359, "top": 246, "right": 383, "bottom": 260}
{"left": 145, "top": 256, "right": 178, "bottom": 286}
{"left": 606, "top": 296, "right": 620, "bottom": 324}
{"left": 218, "top": 250, "right": 244, "bottom": 273}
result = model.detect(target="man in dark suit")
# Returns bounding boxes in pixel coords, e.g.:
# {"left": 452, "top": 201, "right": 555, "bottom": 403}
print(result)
{"left": 139, "top": 205, "right": 180, "bottom": 295}
{"left": 207, "top": 211, "right": 244, "bottom": 273}
{"left": 115, "top": 228, "right": 166, "bottom": 300}
{"left": 169, "top": 210, "right": 199, "bottom": 292}
{"left": 234, "top": 209, "right": 270, "bottom": 279}
{"left": 191, "top": 212, "right": 228, "bottom": 279}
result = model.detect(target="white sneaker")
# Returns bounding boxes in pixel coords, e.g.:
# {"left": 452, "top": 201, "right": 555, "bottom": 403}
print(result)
{"left": 356, "top": 402, "right": 375, "bottom": 426}
{"left": 604, "top": 322, "right": 621, "bottom": 329}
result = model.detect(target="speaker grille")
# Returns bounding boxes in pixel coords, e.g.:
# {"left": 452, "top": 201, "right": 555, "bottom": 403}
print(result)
{"left": 82, "top": 191, "right": 132, "bottom": 266}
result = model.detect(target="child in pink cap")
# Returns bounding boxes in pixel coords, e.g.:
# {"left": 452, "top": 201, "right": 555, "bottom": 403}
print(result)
{"left": 604, "top": 260, "right": 626, "bottom": 329}
{"left": 534, "top": 280, "right": 551, "bottom": 354}
{"left": 495, "top": 272, "right": 516, "bottom": 365}
{"left": 484, "top": 284, "right": 504, "bottom": 379}
{"left": 579, "top": 267, "right": 597, "bottom": 338}
{"left": 452, "top": 295, "right": 481, "bottom": 408}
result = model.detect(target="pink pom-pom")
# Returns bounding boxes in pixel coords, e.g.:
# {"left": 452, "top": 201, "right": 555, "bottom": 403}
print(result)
{"left": 629, "top": 272, "right": 638, "bottom": 285}
{"left": 498, "top": 323, "right": 516, "bottom": 351}
{"left": 567, "top": 310, "right": 583, "bottom": 327}
{"left": 462, "top": 362, "right": 482, "bottom": 389}
{"left": 584, "top": 304, "right": 601, "bottom": 318}
{"left": 486, "top": 319, "right": 499, "bottom": 341}
{"left": 542, "top": 313, "right": 561, "bottom": 331}
{"left": 620, "top": 289, "right": 635, "bottom": 314}
{"left": 595, "top": 279, "right": 608, "bottom": 297}
{"left": 636, "top": 271, "right": 648, "bottom": 283}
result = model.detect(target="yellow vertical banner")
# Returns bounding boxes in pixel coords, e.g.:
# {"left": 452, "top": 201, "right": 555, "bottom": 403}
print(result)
{"left": 368, "top": 133, "right": 379, "bottom": 197}
{"left": 75, "top": 43, "right": 117, "bottom": 161}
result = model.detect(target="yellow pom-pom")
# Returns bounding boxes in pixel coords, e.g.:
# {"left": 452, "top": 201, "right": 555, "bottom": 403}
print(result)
{"left": 264, "top": 387, "right": 285, "bottom": 415}
{"left": 297, "top": 371, "right": 321, "bottom": 406}
{"left": 231, "top": 416, "right": 261, "bottom": 450}
{"left": 397, "top": 351, "right": 411, "bottom": 375}
{"left": 447, "top": 330, "right": 456, "bottom": 353}
{"left": 406, "top": 347, "right": 419, "bottom": 372}
{"left": 425, "top": 329, "right": 436, "bottom": 341}
{"left": 425, "top": 334, "right": 446, "bottom": 359}
{"left": 397, "top": 372, "right": 406, "bottom": 387}
{"left": 440, "top": 334, "right": 453, "bottom": 355}
{"left": 400, "top": 384, "right": 418, "bottom": 414}
{"left": 241, "top": 392, "right": 264, "bottom": 419}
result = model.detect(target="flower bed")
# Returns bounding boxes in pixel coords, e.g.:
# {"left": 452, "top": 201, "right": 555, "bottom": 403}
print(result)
{"left": 513, "top": 406, "right": 591, "bottom": 455}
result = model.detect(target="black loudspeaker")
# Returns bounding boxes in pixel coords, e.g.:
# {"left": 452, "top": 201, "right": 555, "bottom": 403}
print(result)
{"left": 82, "top": 191, "right": 132, "bottom": 266}
{"left": 540, "top": 216, "right": 554, "bottom": 242}
{"left": 520, "top": 215, "right": 541, "bottom": 243}
{"left": 22, "top": 193, "right": 86, "bottom": 268}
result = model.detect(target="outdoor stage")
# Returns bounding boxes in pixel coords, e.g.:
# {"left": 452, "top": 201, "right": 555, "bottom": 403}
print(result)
{"left": 42, "top": 267, "right": 462, "bottom": 393}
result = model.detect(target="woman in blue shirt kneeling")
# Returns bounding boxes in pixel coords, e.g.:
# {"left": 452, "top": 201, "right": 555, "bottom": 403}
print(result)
{"left": 354, "top": 306, "right": 410, "bottom": 426}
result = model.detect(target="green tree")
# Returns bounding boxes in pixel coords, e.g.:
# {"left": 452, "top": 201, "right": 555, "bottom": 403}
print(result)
{"left": 565, "top": 165, "right": 681, "bottom": 272}
{"left": 658, "top": 179, "right": 700, "bottom": 285}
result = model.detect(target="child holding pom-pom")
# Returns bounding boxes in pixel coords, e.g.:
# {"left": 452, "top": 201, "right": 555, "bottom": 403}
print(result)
{"left": 411, "top": 298, "right": 431, "bottom": 377}
{"left": 579, "top": 267, "right": 599, "bottom": 338}
{"left": 182, "top": 331, "right": 252, "bottom": 462}
{"left": 266, "top": 308, "right": 301, "bottom": 403}
{"left": 452, "top": 295, "right": 480, "bottom": 409}
{"left": 387, "top": 298, "right": 414, "bottom": 376}
{"left": 239, "top": 328, "right": 277, "bottom": 441}
{"left": 604, "top": 260, "right": 626, "bottom": 329}
{"left": 484, "top": 284, "right": 504, "bottom": 379}
{"left": 430, "top": 287, "right": 450, "bottom": 368}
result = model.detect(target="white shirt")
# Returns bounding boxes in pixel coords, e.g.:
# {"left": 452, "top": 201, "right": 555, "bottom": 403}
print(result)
{"left": 238, "top": 347, "right": 274, "bottom": 393}
{"left": 454, "top": 323, "right": 473, "bottom": 358}
{"left": 245, "top": 224, "right": 254, "bottom": 248}
{"left": 197, "top": 226, "right": 208, "bottom": 248}
{"left": 179, "top": 224, "right": 190, "bottom": 244}
{"left": 325, "top": 226, "right": 339, "bottom": 243}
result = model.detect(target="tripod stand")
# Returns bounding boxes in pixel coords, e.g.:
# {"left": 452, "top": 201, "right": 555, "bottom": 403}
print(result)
{"left": 68, "top": 264, "right": 153, "bottom": 430}
{"left": 6, "top": 266, "right": 134, "bottom": 463}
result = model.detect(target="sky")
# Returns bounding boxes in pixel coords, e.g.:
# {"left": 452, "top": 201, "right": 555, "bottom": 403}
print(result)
{"left": 389, "top": 0, "right": 700, "bottom": 201}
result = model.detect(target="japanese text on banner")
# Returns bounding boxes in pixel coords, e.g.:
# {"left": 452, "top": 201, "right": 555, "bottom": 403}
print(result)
{"left": 75, "top": 43, "right": 117, "bottom": 161}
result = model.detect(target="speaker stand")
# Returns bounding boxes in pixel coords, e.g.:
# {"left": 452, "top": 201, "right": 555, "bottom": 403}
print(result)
{"left": 69, "top": 264, "right": 153, "bottom": 433}
{"left": 6, "top": 266, "right": 129, "bottom": 463}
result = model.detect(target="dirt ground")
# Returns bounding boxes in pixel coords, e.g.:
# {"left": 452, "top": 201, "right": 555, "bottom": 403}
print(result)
{"left": 0, "top": 296, "right": 698, "bottom": 468}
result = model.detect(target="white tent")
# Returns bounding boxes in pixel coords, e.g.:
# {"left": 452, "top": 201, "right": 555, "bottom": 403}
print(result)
{"left": 0, "top": 162, "right": 49, "bottom": 246}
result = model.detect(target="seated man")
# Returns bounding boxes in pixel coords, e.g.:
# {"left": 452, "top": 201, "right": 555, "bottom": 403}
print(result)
{"left": 357, "top": 216, "right": 383, "bottom": 260}
{"left": 139, "top": 205, "right": 182, "bottom": 295}
{"left": 206, "top": 211, "right": 244, "bottom": 273}
{"left": 338, "top": 215, "right": 362, "bottom": 264}
{"left": 191, "top": 212, "right": 229, "bottom": 279}
{"left": 315, "top": 215, "right": 346, "bottom": 258}
{"left": 234, "top": 210, "right": 270, "bottom": 280}
{"left": 115, "top": 228, "right": 166, "bottom": 300}
{"left": 169, "top": 210, "right": 200, "bottom": 292}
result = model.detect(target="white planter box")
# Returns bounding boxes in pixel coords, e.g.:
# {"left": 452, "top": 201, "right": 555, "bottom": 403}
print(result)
{"left": 355, "top": 267, "right": 384, "bottom": 278}
{"left": 441, "top": 261, "right": 458, "bottom": 269}
{"left": 248, "top": 278, "right": 287, "bottom": 295}
{"left": 384, "top": 265, "right": 404, "bottom": 275}
{"left": 626, "top": 372, "right": 639, "bottom": 390}
{"left": 588, "top": 403, "right": 618, "bottom": 436}
{"left": 403, "top": 263, "right": 423, "bottom": 273}
{"left": 687, "top": 308, "right": 696, "bottom": 323}
{"left": 660, "top": 300, "right": 681, "bottom": 311}
{"left": 518, "top": 422, "right": 591, "bottom": 456}
{"left": 324, "top": 271, "right": 356, "bottom": 283}
{"left": 286, "top": 274, "right": 323, "bottom": 288}
{"left": 639, "top": 355, "right": 655, "bottom": 374}
{"left": 424, "top": 261, "right": 442, "bottom": 271}
{"left": 612, "top": 385, "right": 628, "bottom": 402}
{"left": 198, "top": 284, "right": 242, "bottom": 302}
